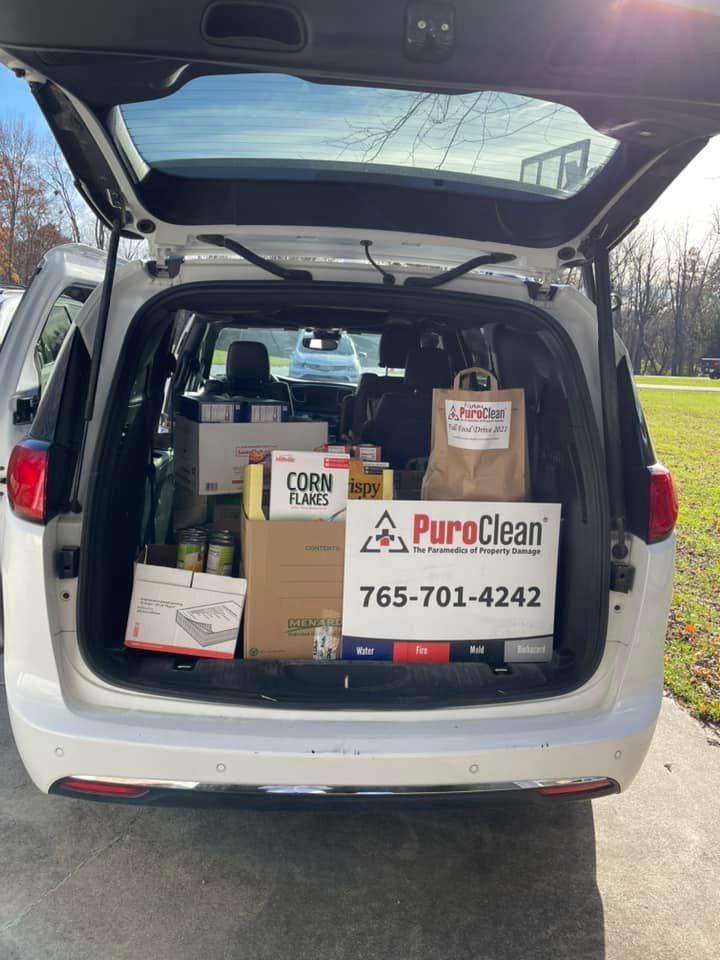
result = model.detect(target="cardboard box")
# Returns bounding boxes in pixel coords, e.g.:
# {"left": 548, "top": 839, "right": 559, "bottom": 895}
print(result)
{"left": 348, "top": 460, "right": 390, "bottom": 500}
{"left": 177, "top": 394, "right": 289, "bottom": 423}
{"left": 269, "top": 450, "right": 350, "bottom": 520}
{"left": 321, "top": 444, "right": 383, "bottom": 462}
{"left": 241, "top": 464, "right": 346, "bottom": 660}
{"left": 124, "top": 546, "right": 246, "bottom": 659}
{"left": 174, "top": 417, "right": 328, "bottom": 495}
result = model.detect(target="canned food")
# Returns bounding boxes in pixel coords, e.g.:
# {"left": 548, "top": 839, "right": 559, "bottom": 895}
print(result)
{"left": 177, "top": 527, "right": 208, "bottom": 572}
{"left": 206, "top": 530, "right": 235, "bottom": 577}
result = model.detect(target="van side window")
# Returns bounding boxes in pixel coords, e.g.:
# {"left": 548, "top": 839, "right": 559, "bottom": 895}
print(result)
{"left": 16, "top": 284, "right": 95, "bottom": 401}
{"left": 33, "top": 286, "right": 92, "bottom": 392}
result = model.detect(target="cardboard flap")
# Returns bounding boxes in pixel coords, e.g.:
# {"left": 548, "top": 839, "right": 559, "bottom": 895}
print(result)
{"left": 192, "top": 571, "right": 247, "bottom": 597}
{"left": 134, "top": 561, "right": 193, "bottom": 588}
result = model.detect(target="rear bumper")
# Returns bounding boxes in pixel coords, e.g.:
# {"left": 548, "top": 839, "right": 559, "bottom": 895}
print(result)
{"left": 49, "top": 776, "right": 619, "bottom": 807}
{"left": 7, "top": 665, "right": 660, "bottom": 800}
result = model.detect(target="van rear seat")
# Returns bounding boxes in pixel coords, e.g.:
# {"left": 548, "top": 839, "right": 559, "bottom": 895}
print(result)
{"left": 203, "top": 340, "right": 293, "bottom": 409}
{"left": 361, "top": 344, "right": 452, "bottom": 467}
{"left": 340, "top": 324, "right": 419, "bottom": 440}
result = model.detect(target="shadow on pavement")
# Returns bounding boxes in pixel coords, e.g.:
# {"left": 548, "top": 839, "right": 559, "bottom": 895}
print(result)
{"left": 4, "top": 799, "right": 604, "bottom": 960}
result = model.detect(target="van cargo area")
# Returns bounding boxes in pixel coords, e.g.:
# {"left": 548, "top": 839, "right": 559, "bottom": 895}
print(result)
{"left": 77, "top": 282, "right": 609, "bottom": 709}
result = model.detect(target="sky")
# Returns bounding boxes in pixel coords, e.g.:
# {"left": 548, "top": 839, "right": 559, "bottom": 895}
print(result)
{"left": 2, "top": 63, "right": 720, "bottom": 238}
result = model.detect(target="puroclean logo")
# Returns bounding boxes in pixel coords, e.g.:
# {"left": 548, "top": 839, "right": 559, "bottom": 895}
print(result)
{"left": 360, "top": 509, "right": 409, "bottom": 554}
{"left": 445, "top": 398, "right": 512, "bottom": 450}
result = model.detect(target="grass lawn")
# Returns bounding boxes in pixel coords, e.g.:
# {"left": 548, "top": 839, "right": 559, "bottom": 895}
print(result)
{"left": 641, "top": 389, "right": 720, "bottom": 723}
{"left": 636, "top": 375, "right": 720, "bottom": 388}
{"left": 211, "top": 349, "right": 288, "bottom": 368}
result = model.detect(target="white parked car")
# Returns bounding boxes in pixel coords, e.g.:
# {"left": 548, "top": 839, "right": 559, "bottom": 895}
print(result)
{"left": 2, "top": 0, "right": 702, "bottom": 806}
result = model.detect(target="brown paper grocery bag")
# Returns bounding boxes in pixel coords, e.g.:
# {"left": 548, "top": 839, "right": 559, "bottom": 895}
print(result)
{"left": 421, "top": 368, "right": 528, "bottom": 502}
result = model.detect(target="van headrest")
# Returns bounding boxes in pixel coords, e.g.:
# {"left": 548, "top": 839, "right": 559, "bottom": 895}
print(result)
{"left": 379, "top": 324, "right": 420, "bottom": 368}
{"left": 404, "top": 346, "right": 452, "bottom": 390}
{"left": 226, "top": 341, "right": 271, "bottom": 383}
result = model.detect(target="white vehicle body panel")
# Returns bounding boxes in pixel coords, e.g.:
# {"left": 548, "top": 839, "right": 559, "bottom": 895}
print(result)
{"left": 0, "top": 245, "right": 105, "bottom": 642}
{"left": 1, "top": 255, "right": 674, "bottom": 795}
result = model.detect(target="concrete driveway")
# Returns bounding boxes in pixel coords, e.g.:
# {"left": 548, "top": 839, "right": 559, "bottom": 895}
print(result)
{"left": 1, "top": 681, "right": 718, "bottom": 960}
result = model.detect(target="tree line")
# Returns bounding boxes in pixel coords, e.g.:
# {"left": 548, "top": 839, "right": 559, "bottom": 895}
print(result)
{"left": 0, "top": 116, "right": 141, "bottom": 287}
{"left": 607, "top": 219, "right": 720, "bottom": 374}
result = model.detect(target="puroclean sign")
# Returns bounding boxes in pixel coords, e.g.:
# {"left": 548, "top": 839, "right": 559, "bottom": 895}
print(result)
{"left": 342, "top": 500, "right": 561, "bottom": 650}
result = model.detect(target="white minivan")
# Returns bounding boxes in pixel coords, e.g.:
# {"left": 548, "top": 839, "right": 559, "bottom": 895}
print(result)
{"left": 1, "top": 0, "right": 701, "bottom": 806}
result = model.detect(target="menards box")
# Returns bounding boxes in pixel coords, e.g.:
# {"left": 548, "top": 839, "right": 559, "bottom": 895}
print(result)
{"left": 174, "top": 416, "right": 327, "bottom": 495}
{"left": 240, "top": 463, "right": 393, "bottom": 660}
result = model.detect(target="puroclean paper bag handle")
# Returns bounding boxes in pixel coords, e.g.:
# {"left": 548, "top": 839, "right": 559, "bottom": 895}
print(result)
{"left": 453, "top": 367, "right": 498, "bottom": 391}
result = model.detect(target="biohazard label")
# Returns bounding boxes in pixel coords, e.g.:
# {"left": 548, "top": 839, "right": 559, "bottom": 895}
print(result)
{"left": 445, "top": 399, "right": 511, "bottom": 450}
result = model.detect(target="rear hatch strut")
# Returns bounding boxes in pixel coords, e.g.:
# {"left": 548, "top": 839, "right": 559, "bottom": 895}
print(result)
{"left": 587, "top": 236, "right": 634, "bottom": 593}
{"left": 69, "top": 204, "right": 125, "bottom": 511}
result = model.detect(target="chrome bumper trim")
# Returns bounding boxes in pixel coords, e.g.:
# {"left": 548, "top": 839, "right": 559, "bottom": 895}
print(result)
{"left": 64, "top": 775, "right": 612, "bottom": 797}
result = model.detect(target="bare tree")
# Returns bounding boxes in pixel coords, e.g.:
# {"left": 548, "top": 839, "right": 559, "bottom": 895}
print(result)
{"left": 611, "top": 228, "right": 664, "bottom": 373}
{"left": 94, "top": 217, "right": 107, "bottom": 251}
{"left": 0, "top": 117, "right": 75, "bottom": 283}
{"left": 43, "top": 145, "right": 82, "bottom": 243}
{"left": 664, "top": 218, "right": 720, "bottom": 375}
{"left": 0, "top": 117, "right": 37, "bottom": 282}
{"left": 331, "top": 91, "right": 568, "bottom": 181}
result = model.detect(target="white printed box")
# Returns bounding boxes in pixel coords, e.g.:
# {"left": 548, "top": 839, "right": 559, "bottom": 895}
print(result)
{"left": 124, "top": 549, "right": 247, "bottom": 659}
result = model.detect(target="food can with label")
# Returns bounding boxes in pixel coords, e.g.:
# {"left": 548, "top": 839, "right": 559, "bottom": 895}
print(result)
{"left": 205, "top": 530, "right": 235, "bottom": 576}
{"left": 176, "top": 527, "right": 208, "bottom": 572}
{"left": 313, "top": 624, "right": 340, "bottom": 660}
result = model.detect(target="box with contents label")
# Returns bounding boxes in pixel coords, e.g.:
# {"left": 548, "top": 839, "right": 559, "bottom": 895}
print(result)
{"left": 240, "top": 463, "right": 348, "bottom": 660}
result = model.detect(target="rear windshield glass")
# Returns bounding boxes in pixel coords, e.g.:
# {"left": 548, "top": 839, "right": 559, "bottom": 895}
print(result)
{"left": 115, "top": 74, "right": 618, "bottom": 199}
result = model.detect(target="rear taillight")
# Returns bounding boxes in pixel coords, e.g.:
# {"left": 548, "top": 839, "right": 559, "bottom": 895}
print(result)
{"left": 538, "top": 778, "right": 614, "bottom": 797}
{"left": 58, "top": 778, "right": 148, "bottom": 798}
{"left": 6, "top": 438, "right": 51, "bottom": 523}
{"left": 648, "top": 462, "right": 678, "bottom": 543}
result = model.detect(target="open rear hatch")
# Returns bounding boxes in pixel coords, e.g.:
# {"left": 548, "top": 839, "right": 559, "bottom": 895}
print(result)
{"left": 2, "top": 0, "right": 720, "bottom": 268}
{"left": 1, "top": 0, "right": 707, "bottom": 706}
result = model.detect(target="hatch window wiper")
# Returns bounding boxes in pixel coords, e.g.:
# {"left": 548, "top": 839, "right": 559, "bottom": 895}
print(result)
{"left": 196, "top": 235, "right": 313, "bottom": 282}
{"left": 404, "top": 252, "right": 517, "bottom": 287}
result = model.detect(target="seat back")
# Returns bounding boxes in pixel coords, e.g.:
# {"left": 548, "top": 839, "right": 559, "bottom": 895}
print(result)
{"left": 341, "top": 325, "right": 420, "bottom": 440}
{"left": 207, "top": 340, "right": 292, "bottom": 407}
{"left": 361, "top": 345, "right": 452, "bottom": 467}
